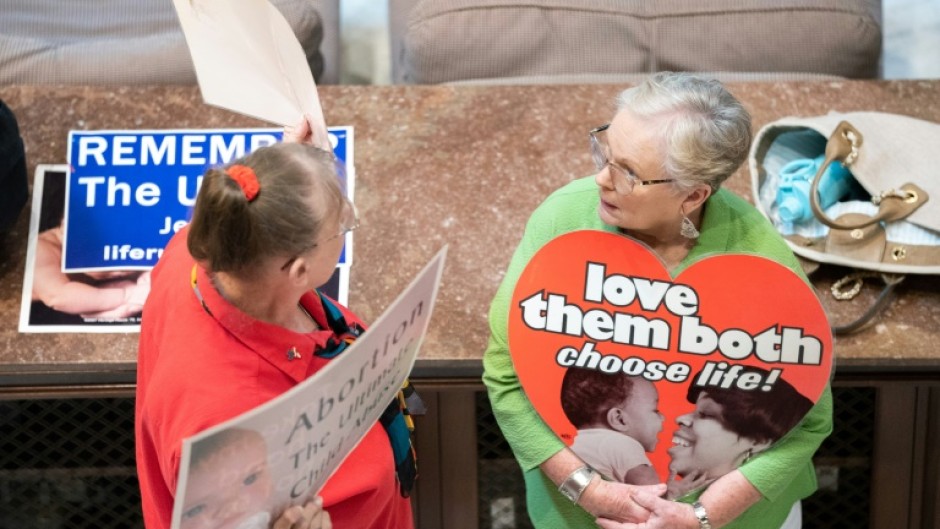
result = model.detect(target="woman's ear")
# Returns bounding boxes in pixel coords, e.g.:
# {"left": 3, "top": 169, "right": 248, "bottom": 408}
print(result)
{"left": 284, "top": 257, "right": 312, "bottom": 288}
{"left": 682, "top": 184, "right": 712, "bottom": 214}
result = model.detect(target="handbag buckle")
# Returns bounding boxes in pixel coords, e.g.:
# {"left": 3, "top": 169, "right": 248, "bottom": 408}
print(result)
{"left": 871, "top": 188, "right": 918, "bottom": 206}
{"left": 841, "top": 128, "right": 860, "bottom": 166}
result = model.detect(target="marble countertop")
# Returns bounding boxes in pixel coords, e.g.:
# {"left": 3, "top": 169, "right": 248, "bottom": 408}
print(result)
{"left": 2, "top": 81, "right": 939, "bottom": 387}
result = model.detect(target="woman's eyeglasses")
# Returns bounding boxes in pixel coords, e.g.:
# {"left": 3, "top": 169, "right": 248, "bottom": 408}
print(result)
{"left": 280, "top": 200, "right": 360, "bottom": 271}
{"left": 589, "top": 124, "right": 675, "bottom": 195}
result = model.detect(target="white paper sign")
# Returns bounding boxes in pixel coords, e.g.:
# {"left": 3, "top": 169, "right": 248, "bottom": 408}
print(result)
{"left": 172, "top": 0, "right": 328, "bottom": 139}
{"left": 170, "top": 247, "right": 447, "bottom": 528}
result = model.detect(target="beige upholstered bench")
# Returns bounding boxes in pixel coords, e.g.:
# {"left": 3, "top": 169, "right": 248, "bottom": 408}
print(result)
{"left": 390, "top": 0, "right": 883, "bottom": 84}
{"left": 0, "top": 0, "right": 341, "bottom": 85}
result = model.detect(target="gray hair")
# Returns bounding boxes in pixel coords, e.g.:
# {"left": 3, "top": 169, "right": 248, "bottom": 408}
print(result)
{"left": 616, "top": 72, "right": 752, "bottom": 191}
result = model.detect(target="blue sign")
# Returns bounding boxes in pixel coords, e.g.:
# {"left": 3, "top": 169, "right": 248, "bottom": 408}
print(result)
{"left": 64, "top": 127, "right": 353, "bottom": 271}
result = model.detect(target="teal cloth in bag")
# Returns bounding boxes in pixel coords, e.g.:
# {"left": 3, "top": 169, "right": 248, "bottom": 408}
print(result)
{"left": 775, "top": 155, "right": 857, "bottom": 223}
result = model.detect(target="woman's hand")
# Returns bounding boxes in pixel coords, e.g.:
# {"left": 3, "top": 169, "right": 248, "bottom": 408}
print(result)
{"left": 282, "top": 115, "right": 312, "bottom": 144}
{"left": 599, "top": 471, "right": 764, "bottom": 529}
{"left": 665, "top": 470, "right": 712, "bottom": 500}
{"left": 283, "top": 114, "right": 330, "bottom": 150}
{"left": 539, "top": 448, "right": 665, "bottom": 523}
{"left": 272, "top": 497, "right": 331, "bottom": 529}
{"left": 595, "top": 490, "right": 697, "bottom": 529}
{"left": 579, "top": 478, "right": 667, "bottom": 523}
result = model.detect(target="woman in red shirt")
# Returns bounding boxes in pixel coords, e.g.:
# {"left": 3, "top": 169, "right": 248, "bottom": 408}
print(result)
{"left": 136, "top": 134, "right": 414, "bottom": 529}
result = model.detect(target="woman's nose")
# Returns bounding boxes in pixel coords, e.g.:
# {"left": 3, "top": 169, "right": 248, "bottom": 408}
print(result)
{"left": 676, "top": 412, "right": 692, "bottom": 426}
{"left": 594, "top": 164, "right": 613, "bottom": 189}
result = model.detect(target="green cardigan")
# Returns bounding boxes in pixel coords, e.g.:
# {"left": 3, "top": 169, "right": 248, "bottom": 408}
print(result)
{"left": 482, "top": 176, "right": 834, "bottom": 529}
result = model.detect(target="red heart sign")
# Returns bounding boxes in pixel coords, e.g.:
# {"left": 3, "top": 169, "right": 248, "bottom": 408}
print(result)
{"left": 509, "top": 230, "right": 831, "bottom": 489}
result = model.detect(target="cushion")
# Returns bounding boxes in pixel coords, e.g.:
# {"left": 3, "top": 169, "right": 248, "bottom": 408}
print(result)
{"left": 399, "top": 0, "right": 882, "bottom": 84}
{"left": 0, "top": 0, "right": 324, "bottom": 85}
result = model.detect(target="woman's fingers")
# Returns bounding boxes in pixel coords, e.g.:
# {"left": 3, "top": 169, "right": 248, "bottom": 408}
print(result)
{"left": 629, "top": 490, "right": 698, "bottom": 529}
{"left": 685, "top": 471, "right": 714, "bottom": 490}
{"left": 629, "top": 490, "right": 661, "bottom": 511}
{"left": 596, "top": 517, "right": 637, "bottom": 529}
{"left": 283, "top": 115, "right": 312, "bottom": 144}
{"left": 583, "top": 480, "right": 666, "bottom": 522}
{"left": 272, "top": 505, "right": 302, "bottom": 529}
{"left": 636, "top": 483, "right": 668, "bottom": 498}
{"left": 310, "top": 501, "right": 332, "bottom": 529}
{"left": 271, "top": 497, "right": 331, "bottom": 529}
{"left": 283, "top": 113, "right": 331, "bottom": 151}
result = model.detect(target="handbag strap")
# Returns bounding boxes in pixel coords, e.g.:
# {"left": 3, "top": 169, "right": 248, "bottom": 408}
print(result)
{"left": 829, "top": 271, "right": 905, "bottom": 335}
{"left": 809, "top": 121, "right": 929, "bottom": 230}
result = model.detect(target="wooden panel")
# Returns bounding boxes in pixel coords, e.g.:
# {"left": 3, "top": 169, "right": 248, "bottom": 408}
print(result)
{"left": 909, "top": 387, "right": 931, "bottom": 529}
{"left": 870, "top": 385, "right": 917, "bottom": 529}
{"left": 439, "top": 390, "right": 479, "bottom": 529}
{"left": 412, "top": 387, "right": 480, "bottom": 529}
{"left": 924, "top": 388, "right": 940, "bottom": 529}
{"left": 413, "top": 390, "right": 442, "bottom": 528}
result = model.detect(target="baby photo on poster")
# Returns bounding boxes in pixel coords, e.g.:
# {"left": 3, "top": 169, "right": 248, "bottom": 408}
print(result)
{"left": 19, "top": 166, "right": 149, "bottom": 332}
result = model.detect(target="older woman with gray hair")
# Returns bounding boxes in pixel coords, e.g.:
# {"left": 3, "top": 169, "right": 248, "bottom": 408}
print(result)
{"left": 483, "top": 72, "right": 833, "bottom": 529}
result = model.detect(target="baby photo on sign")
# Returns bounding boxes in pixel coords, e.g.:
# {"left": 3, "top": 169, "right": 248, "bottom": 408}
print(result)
{"left": 509, "top": 230, "right": 831, "bottom": 495}
{"left": 19, "top": 166, "right": 149, "bottom": 332}
{"left": 560, "top": 364, "right": 813, "bottom": 498}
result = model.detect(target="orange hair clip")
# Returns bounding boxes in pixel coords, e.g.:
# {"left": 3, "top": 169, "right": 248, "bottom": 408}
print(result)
{"left": 227, "top": 165, "right": 260, "bottom": 201}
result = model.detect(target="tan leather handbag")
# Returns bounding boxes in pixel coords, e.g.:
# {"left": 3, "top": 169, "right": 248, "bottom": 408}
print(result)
{"left": 750, "top": 111, "right": 939, "bottom": 333}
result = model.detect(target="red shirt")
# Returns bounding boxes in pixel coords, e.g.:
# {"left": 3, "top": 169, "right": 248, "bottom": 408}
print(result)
{"left": 135, "top": 229, "right": 413, "bottom": 529}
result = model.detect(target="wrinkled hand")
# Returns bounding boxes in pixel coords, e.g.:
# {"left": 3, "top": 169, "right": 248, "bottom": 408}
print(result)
{"left": 283, "top": 114, "right": 330, "bottom": 150}
{"left": 666, "top": 470, "right": 712, "bottom": 500}
{"left": 272, "top": 497, "right": 331, "bottom": 529}
{"left": 579, "top": 479, "right": 667, "bottom": 523}
{"left": 596, "top": 490, "right": 697, "bottom": 529}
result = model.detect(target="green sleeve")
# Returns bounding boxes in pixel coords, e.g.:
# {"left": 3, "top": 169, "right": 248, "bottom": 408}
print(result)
{"left": 739, "top": 384, "right": 833, "bottom": 500}
{"left": 482, "top": 207, "right": 567, "bottom": 471}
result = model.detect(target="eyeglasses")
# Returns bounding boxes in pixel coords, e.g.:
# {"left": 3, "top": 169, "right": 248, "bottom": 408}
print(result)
{"left": 280, "top": 199, "right": 360, "bottom": 271}
{"left": 589, "top": 124, "right": 676, "bottom": 195}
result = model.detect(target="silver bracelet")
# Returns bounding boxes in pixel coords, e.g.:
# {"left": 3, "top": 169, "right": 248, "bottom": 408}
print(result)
{"left": 558, "top": 466, "right": 596, "bottom": 505}
{"left": 693, "top": 501, "right": 713, "bottom": 529}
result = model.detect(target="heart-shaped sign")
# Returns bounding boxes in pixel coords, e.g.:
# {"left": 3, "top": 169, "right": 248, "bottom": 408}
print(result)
{"left": 509, "top": 230, "right": 831, "bottom": 489}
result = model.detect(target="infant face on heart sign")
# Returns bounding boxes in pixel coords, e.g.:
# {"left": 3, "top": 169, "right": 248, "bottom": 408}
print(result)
{"left": 508, "top": 230, "right": 831, "bottom": 487}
